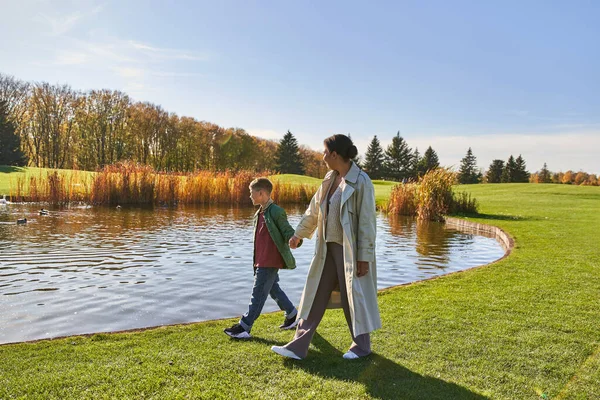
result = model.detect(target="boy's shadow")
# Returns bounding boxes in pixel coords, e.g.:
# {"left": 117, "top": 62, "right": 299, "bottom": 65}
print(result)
{"left": 270, "top": 333, "right": 489, "bottom": 400}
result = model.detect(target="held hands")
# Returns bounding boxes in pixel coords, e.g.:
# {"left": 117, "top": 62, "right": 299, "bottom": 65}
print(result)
{"left": 357, "top": 261, "right": 370, "bottom": 277}
{"left": 289, "top": 235, "right": 301, "bottom": 249}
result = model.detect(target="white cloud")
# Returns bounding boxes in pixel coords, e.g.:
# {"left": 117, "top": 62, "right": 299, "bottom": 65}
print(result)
{"left": 33, "top": 4, "right": 104, "bottom": 36}
{"left": 127, "top": 40, "right": 208, "bottom": 61}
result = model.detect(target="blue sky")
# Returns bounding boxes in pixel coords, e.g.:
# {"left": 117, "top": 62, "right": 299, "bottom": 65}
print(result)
{"left": 1, "top": 0, "right": 599, "bottom": 173}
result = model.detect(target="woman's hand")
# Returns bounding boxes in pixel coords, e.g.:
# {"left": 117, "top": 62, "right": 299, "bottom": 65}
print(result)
{"left": 357, "top": 261, "right": 369, "bottom": 277}
{"left": 289, "top": 235, "right": 301, "bottom": 249}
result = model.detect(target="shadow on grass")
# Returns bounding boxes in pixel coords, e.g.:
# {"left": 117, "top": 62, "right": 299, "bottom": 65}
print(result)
{"left": 0, "top": 165, "right": 25, "bottom": 174}
{"left": 468, "top": 213, "right": 536, "bottom": 221}
{"left": 282, "top": 333, "right": 489, "bottom": 400}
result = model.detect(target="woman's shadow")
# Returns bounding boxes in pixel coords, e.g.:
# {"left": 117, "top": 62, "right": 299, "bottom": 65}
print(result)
{"left": 262, "top": 333, "right": 489, "bottom": 400}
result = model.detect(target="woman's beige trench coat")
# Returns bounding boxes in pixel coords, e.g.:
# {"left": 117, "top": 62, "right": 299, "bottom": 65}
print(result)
{"left": 294, "top": 162, "right": 381, "bottom": 336}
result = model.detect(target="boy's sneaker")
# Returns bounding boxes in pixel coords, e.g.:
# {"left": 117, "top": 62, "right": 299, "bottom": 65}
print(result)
{"left": 279, "top": 316, "right": 298, "bottom": 330}
{"left": 224, "top": 324, "right": 251, "bottom": 339}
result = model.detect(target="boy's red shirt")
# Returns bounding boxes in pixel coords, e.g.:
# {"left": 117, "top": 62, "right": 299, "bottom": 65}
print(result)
{"left": 254, "top": 211, "right": 285, "bottom": 268}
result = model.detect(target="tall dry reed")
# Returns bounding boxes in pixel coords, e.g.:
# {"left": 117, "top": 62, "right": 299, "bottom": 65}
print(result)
{"left": 88, "top": 162, "right": 317, "bottom": 206}
{"left": 386, "top": 168, "right": 478, "bottom": 221}
{"left": 417, "top": 168, "right": 456, "bottom": 222}
{"left": 386, "top": 183, "right": 419, "bottom": 216}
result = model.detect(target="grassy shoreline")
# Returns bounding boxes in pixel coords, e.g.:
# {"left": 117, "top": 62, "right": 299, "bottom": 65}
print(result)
{"left": 1, "top": 181, "right": 599, "bottom": 398}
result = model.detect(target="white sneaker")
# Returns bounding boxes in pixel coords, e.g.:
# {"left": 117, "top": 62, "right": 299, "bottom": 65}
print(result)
{"left": 342, "top": 351, "right": 360, "bottom": 360}
{"left": 271, "top": 346, "right": 302, "bottom": 360}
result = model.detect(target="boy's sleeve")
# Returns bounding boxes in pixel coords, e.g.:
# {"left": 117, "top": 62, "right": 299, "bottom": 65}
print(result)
{"left": 294, "top": 187, "right": 321, "bottom": 240}
{"left": 275, "top": 209, "right": 296, "bottom": 243}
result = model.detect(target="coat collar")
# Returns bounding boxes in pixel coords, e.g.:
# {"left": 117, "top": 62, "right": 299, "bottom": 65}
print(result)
{"left": 344, "top": 162, "right": 361, "bottom": 184}
{"left": 254, "top": 198, "right": 274, "bottom": 218}
{"left": 260, "top": 198, "right": 274, "bottom": 212}
{"left": 320, "top": 162, "right": 360, "bottom": 213}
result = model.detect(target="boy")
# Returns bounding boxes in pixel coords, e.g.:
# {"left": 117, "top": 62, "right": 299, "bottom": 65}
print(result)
{"left": 224, "top": 178, "right": 301, "bottom": 339}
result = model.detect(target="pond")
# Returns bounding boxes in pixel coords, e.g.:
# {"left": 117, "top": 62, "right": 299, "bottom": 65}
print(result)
{"left": 0, "top": 203, "right": 505, "bottom": 344}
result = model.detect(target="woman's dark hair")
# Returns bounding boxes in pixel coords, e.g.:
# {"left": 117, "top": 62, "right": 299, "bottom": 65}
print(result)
{"left": 324, "top": 134, "right": 358, "bottom": 162}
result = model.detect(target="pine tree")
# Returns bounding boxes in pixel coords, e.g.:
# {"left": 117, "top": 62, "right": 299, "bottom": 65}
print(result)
{"left": 0, "top": 100, "right": 27, "bottom": 166}
{"left": 383, "top": 131, "right": 412, "bottom": 181}
{"left": 275, "top": 130, "right": 304, "bottom": 175}
{"left": 485, "top": 159, "right": 505, "bottom": 183}
{"left": 514, "top": 155, "right": 530, "bottom": 182}
{"left": 457, "top": 147, "right": 482, "bottom": 184}
{"left": 416, "top": 146, "right": 440, "bottom": 177}
{"left": 539, "top": 162, "right": 552, "bottom": 183}
{"left": 501, "top": 155, "right": 517, "bottom": 183}
{"left": 363, "top": 135, "right": 385, "bottom": 179}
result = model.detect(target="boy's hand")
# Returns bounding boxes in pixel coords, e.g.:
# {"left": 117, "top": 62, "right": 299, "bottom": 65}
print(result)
{"left": 357, "top": 261, "right": 369, "bottom": 277}
{"left": 289, "top": 235, "right": 301, "bottom": 249}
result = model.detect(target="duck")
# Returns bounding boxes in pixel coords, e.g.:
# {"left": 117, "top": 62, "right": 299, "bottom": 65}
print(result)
{"left": 39, "top": 208, "right": 49, "bottom": 216}
{"left": 16, "top": 218, "right": 27, "bottom": 225}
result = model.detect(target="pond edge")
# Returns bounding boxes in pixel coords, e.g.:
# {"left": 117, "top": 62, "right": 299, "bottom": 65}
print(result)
{"left": 0, "top": 216, "right": 514, "bottom": 347}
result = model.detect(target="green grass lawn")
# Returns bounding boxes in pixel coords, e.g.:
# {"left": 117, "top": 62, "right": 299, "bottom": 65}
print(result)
{"left": 271, "top": 173, "right": 397, "bottom": 206}
{"left": 1, "top": 182, "right": 599, "bottom": 398}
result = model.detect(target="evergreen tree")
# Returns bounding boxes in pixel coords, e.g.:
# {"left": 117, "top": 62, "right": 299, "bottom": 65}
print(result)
{"left": 457, "top": 147, "right": 482, "bottom": 184}
{"left": 539, "top": 162, "right": 552, "bottom": 183}
{"left": 501, "top": 155, "right": 517, "bottom": 183}
{"left": 383, "top": 131, "right": 412, "bottom": 181}
{"left": 0, "top": 100, "right": 27, "bottom": 166}
{"left": 363, "top": 135, "right": 385, "bottom": 179}
{"left": 485, "top": 159, "right": 505, "bottom": 183}
{"left": 416, "top": 146, "right": 440, "bottom": 177}
{"left": 275, "top": 130, "right": 304, "bottom": 175}
{"left": 514, "top": 155, "right": 530, "bottom": 182}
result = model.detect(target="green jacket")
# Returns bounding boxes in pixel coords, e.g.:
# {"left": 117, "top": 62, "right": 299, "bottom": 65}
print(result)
{"left": 253, "top": 202, "right": 301, "bottom": 270}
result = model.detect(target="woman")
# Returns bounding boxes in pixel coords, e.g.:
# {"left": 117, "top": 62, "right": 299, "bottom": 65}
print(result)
{"left": 271, "top": 134, "right": 381, "bottom": 360}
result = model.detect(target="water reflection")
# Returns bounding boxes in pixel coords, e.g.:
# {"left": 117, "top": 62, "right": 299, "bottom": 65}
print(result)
{"left": 0, "top": 203, "right": 504, "bottom": 344}
{"left": 415, "top": 220, "right": 452, "bottom": 263}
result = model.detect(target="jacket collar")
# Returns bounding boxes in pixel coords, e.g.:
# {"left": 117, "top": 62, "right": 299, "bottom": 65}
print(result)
{"left": 259, "top": 198, "right": 274, "bottom": 213}
{"left": 344, "top": 161, "right": 361, "bottom": 184}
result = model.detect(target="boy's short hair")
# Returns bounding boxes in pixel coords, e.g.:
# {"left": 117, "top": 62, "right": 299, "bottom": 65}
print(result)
{"left": 249, "top": 177, "right": 273, "bottom": 194}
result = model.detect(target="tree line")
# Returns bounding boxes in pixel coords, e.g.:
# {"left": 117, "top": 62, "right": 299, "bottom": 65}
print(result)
{"left": 360, "top": 132, "right": 440, "bottom": 181}
{"left": 359, "top": 134, "right": 598, "bottom": 186}
{"left": 0, "top": 73, "right": 326, "bottom": 177}
{"left": 457, "top": 147, "right": 598, "bottom": 186}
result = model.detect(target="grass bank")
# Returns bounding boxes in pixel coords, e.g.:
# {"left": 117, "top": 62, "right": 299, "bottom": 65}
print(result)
{"left": 1, "top": 183, "right": 598, "bottom": 399}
